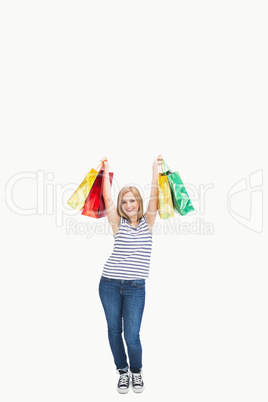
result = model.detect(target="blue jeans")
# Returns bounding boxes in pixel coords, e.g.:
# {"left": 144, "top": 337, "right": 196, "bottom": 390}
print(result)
{"left": 99, "top": 276, "right": 146, "bottom": 372}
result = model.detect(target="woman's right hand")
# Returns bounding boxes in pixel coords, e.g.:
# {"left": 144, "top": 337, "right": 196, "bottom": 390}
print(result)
{"left": 100, "top": 156, "right": 109, "bottom": 170}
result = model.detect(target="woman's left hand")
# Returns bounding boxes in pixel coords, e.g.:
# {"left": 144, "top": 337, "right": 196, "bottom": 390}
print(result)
{"left": 152, "top": 154, "right": 163, "bottom": 168}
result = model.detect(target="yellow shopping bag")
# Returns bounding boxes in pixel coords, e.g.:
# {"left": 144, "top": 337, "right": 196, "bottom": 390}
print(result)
{"left": 158, "top": 163, "right": 174, "bottom": 219}
{"left": 67, "top": 161, "right": 104, "bottom": 211}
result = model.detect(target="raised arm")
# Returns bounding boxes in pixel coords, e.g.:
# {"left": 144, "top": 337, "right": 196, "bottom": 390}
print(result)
{"left": 101, "top": 156, "right": 120, "bottom": 235}
{"left": 145, "top": 154, "right": 163, "bottom": 228}
{"left": 101, "top": 156, "right": 112, "bottom": 201}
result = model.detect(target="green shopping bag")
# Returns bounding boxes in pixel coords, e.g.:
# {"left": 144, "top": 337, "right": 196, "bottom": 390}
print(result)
{"left": 161, "top": 160, "right": 194, "bottom": 216}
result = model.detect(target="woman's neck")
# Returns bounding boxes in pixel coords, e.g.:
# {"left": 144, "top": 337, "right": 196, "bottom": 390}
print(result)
{"left": 128, "top": 216, "right": 139, "bottom": 226}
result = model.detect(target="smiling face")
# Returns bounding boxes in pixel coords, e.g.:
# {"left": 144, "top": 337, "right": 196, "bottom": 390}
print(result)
{"left": 121, "top": 191, "right": 139, "bottom": 218}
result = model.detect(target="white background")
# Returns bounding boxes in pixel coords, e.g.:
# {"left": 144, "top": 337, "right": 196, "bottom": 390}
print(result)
{"left": 1, "top": 1, "right": 267, "bottom": 401}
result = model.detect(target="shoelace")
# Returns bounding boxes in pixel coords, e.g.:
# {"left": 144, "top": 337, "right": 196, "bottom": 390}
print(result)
{"left": 132, "top": 372, "right": 143, "bottom": 386}
{"left": 118, "top": 372, "right": 129, "bottom": 387}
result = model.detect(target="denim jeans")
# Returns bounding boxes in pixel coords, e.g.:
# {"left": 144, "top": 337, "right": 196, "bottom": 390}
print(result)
{"left": 99, "top": 276, "right": 146, "bottom": 372}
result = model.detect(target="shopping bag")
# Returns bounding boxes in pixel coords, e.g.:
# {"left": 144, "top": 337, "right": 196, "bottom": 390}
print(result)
{"left": 158, "top": 163, "right": 175, "bottom": 219}
{"left": 81, "top": 167, "right": 114, "bottom": 219}
{"left": 162, "top": 160, "right": 194, "bottom": 216}
{"left": 67, "top": 161, "right": 104, "bottom": 211}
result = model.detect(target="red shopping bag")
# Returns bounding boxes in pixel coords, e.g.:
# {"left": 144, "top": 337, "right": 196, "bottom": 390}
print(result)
{"left": 81, "top": 168, "right": 113, "bottom": 218}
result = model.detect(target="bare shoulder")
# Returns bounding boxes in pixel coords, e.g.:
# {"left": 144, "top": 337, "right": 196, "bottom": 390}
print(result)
{"left": 112, "top": 215, "right": 121, "bottom": 236}
{"left": 144, "top": 212, "right": 154, "bottom": 235}
{"left": 104, "top": 198, "right": 121, "bottom": 235}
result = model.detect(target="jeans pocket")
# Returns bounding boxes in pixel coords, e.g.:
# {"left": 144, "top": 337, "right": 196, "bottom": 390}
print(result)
{"left": 101, "top": 276, "right": 112, "bottom": 282}
{"left": 131, "top": 280, "right": 145, "bottom": 288}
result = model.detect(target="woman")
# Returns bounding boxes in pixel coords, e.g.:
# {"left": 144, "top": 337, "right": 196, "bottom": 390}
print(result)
{"left": 98, "top": 154, "right": 163, "bottom": 394}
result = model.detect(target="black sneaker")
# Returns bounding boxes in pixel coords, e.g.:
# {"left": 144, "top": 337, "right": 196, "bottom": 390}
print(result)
{"left": 131, "top": 370, "right": 144, "bottom": 393}
{"left": 117, "top": 369, "right": 130, "bottom": 394}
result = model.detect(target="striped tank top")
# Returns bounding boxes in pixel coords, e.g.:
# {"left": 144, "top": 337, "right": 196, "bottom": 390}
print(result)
{"left": 102, "top": 213, "right": 153, "bottom": 280}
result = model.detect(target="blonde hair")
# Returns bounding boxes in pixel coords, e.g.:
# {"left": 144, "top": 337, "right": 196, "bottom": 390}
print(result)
{"left": 117, "top": 186, "right": 144, "bottom": 222}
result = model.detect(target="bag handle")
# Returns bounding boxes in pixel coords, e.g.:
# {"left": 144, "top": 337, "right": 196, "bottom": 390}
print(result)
{"left": 159, "top": 161, "right": 165, "bottom": 175}
{"left": 95, "top": 160, "right": 106, "bottom": 171}
{"left": 159, "top": 159, "right": 172, "bottom": 175}
{"left": 162, "top": 159, "right": 173, "bottom": 173}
